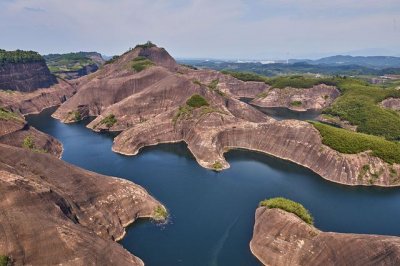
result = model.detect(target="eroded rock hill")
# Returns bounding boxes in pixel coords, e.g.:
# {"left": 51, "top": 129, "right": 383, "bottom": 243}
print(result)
{"left": 250, "top": 207, "right": 400, "bottom": 266}
{"left": 52, "top": 44, "right": 399, "bottom": 186}
{"left": 0, "top": 61, "right": 57, "bottom": 92}
{"left": 0, "top": 111, "right": 165, "bottom": 265}
{"left": 251, "top": 84, "right": 340, "bottom": 111}
{"left": 0, "top": 78, "right": 76, "bottom": 115}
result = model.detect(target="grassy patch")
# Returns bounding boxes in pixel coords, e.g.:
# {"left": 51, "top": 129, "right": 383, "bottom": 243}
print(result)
{"left": 186, "top": 94, "right": 209, "bottom": 108}
{"left": 290, "top": 101, "right": 302, "bottom": 107}
{"left": 0, "top": 107, "right": 22, "bottom": 121}
{"left": 22, "top": 136, "right": 35, "bottom": 149}
{"left": 153, "top": 206, "right": 168, "bottom": 221}
{"left": 131, "top": 56, "right": 155, "bottom": 72}
{"left": 208, "top": 79, "right": 219, "bottom": 90}
{"left": 222, "top": 70, "right": 269, "bottom": 83}
{"left": 68, "top": 110, "right": 81, "bottom": 121}
{"left": 172, "top": 105, "right": 193, "bottom": 124}
{"left": 99, "top": 114, "right": 117, "bottom": 128}
{"left": 311, "top": 121, "right": 400, "bottom": 164}
{"left": 260, "top": 197, "right": 313, "bottom": 225}
{"left": 0, "top": 256, "right": 9, "bottom": 266}
{"left": 192, "top": 80, "right": 203, "bottom": 86}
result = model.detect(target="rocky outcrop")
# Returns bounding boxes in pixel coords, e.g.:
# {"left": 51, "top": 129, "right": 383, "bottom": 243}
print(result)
{"left": 52, "top": 44, "right": 399, "bottom": 186}
{"left": 381, "top": 98, "right": 400, "bottom": 111}
{"left": 250, "top": 207, "right": 400, "bottom": 266}
{"left": 251, "top": 84, "right": 340, "bottom": 111}
{"left": 0, "top": 143, "right": 164, "bottom": 266}
{"left": 0, "top": 61, "right": 57, "bottom": 92}
{"left": 0, "top": 78, "right": 75, "bottom": 115}
{"left": 0, "top": 110, "right": 62, "bottom": 157}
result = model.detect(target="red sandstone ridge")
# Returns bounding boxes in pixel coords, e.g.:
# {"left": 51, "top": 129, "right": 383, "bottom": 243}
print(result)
{"left": 0, "top": 113, "right": 166, "bottom": 265}
{"left": 250, "top": 207, "right": 400, "bottom": 266}
{"left": 52, "top": 43, "right": 399, "bottom": 186}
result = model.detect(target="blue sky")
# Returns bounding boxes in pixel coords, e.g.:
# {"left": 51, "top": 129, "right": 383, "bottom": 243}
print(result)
{"left": 0, "top": 0, "right": 399, "bottom": 59}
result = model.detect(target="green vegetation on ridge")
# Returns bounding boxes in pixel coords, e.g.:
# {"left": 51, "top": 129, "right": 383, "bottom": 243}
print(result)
{"left": 0, "top": 107, "right": 22, "bottom": 121}
{"left": 0, "top": 49, "right": 43, "bottom": 65}
{"left": 260, "top": 197, "right": 314, "bottom": 225}
{"left": 45, "top": 52, "right": 102, "bottom": 73}
{"left": 311, "top": 122, "right": 400, "bottom": 164}
{"left": 323, "top": 78, "right": 400, "bottom": 141}
{"left": 131, "top": 56, "right": 155, "bottom": 72}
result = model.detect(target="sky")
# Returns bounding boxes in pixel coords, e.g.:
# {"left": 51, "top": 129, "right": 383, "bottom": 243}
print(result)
{"left": 0, "top": 0, "right": 399, "bottom": 59}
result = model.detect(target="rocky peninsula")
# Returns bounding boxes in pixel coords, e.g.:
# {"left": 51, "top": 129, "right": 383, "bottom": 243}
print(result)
{"left": 251, "top": 201, "right": 400, "bottom": 266}
{"left": 51, "top": 43, "right": 399, "bottom": 187}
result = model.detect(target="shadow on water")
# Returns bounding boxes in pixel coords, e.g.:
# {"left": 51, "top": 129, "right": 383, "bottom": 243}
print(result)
{"left": 240, "top": 97, "right": 321, "bottom": 121}
{"left": 27, "top": 107, "right": 400, "bottom": 266}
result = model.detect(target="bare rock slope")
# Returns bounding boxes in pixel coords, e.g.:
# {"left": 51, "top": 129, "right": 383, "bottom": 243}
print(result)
{"left": 250, "top": 207, "right": 400, "bottom": 266}
{"left": 52, "top": 44, "right": 399, "bottom": 186}
{"left": 251, "top": 84, "right": 340, "bottom": 111}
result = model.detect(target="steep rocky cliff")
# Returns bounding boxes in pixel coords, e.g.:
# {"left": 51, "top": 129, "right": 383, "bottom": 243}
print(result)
{"left": 0, "top": 78, "right": 76, "bottom": 115}
{"left": 52, "top": 44, "right": 399, "bottom": 186}
{"left": 250, "top": 207, "right": 400, "bottom": 266}
{"left": 0, "top": 144, "right": 163, "bottom": 266}
{"left": 0, "top": 61, "right": 57, "bottom": 92}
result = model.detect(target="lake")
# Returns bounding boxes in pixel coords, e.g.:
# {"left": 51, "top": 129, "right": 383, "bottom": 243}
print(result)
{"left": 27, "top": 107, "right": 400, "bottom": 266}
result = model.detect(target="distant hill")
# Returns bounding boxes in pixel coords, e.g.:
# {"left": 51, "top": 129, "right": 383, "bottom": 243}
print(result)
{"left": 44, "top": 52, "right": 105, "bottom": 79}
{"left": 292, "top": 55, "right": 400, "bottom": 69}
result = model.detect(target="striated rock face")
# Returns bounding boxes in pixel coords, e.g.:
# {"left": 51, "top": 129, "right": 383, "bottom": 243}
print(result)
{"left": 250, "top": 207, "right": 400, "bottom": 266}
{"left": 52, "top": 44, "right": 399, "bottom": 186}
{"left": 0, "top": 61, "right": 57, "bottom": 92}
{"left": 381, "top": 98, "right": 400, "bottom": 111}
{"left": 0, "top": 78, "right": 75, "bottom": 115}
{"left": 251, "top": 84, "right": 340, "bottom": 111}
{"left": 0, "top": 143, "right": 163, "bottom": 266}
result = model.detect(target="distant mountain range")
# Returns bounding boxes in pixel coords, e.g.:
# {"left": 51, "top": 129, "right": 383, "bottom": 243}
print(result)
{"left": 289, "top": 55, "right": 400, "bottom": 69}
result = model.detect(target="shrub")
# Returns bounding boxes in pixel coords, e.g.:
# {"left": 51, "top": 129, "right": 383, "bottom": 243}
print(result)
{"left": 208, "top": 79, "right": 219, "bottom": 91}
{"left": 131, "top": 56, "right": 155, "bottom": 72}
{"left": 135, "top": 41, "right": 157, "bottom": 49}
{"left": 290, "top": 101, "right": 302, "bottom": 107}
{"left": 100, "top": 114, "right": 117, "bottom": 128}
{"left": 212, "top": 161, "right": 223, "bottom": 170}
{"left": 186, "top": 94, "right": 209, "bottom": 108}
{"left": 22, "top": 136, "right": 35, "bottom": 149}
{"left": 0, "top": 256, "right": 9, "bottom": 266}
{"left": 260, "top": 197, "right": 314, "bottom": 225}
{"left": 153, "top": 206, "right": 168, "bottom": 221}
{"left": 68, "top": 110, "right": 81, "bottom": 121}
{"left": 311, "top": 121, "right": 400, "bottom": 164}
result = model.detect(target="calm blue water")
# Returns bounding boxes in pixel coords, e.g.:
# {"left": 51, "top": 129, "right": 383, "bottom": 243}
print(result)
{"left": 27, "top": 107, "right": 400, "bottom": 266}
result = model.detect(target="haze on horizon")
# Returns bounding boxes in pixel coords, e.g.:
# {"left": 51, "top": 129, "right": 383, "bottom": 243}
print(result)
{"left": 0, "top": 0, "right": 399, "bottom": 60}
